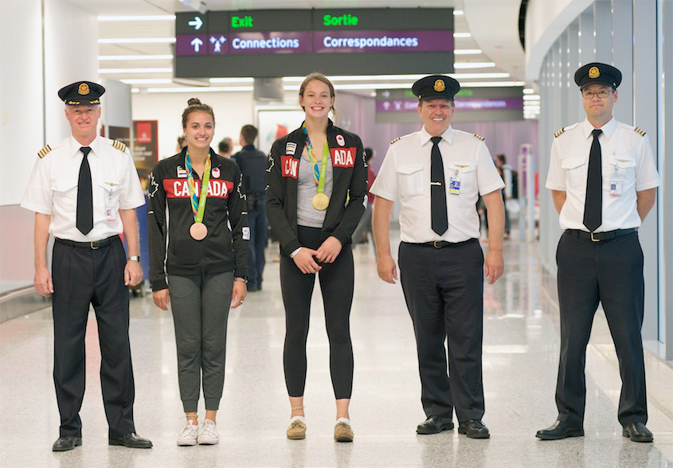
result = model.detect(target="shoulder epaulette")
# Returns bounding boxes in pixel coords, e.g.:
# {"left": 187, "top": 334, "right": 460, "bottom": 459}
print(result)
{"left": 37, "top": 145, "right": 52, "bottom": 159}
{"left": 390, "top": 137, "right": 401, "bottom": 145}
{"left": 634, "top": 127, "right": 646, "bottom": 137}
{"left": 473, "top": 134, "right": 485, "bottom": 141}
{"left": 554, "top": 127, "right": 565, "bottom": 138}
{"left": 112, "top": 140, "right": 127, "bottom": 152}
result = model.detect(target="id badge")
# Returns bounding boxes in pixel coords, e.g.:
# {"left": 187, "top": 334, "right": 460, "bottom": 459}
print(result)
{"left": 449, "top": 176, "right": 461, "bottom": 195}
{"left": 106, "top": 189, "right": 117, "bottom": 221}
{"left": 610, "top": 178, "right": 622, "bottom": 197}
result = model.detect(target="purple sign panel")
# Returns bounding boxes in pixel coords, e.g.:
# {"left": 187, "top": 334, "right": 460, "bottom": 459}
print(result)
{"left": 314, "top": 30, "right": 453, "bottom": 54}
{"left": 176, "top": 34, "right": 208, "bottom": 56}
{"left": 229, "top": 32, "right": 313, "bottom": 55}
{"left": 456, "top": 97, "right": 523, "bottom": 110}
{"left": 376, "top": 97, "right": 523, "bottom": 113}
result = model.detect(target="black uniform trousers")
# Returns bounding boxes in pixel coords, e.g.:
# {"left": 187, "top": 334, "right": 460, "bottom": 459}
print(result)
{"left": 246, "top": 195, "right": 267, "bottom": 290}
{"left": 399, "top": 239, "right": 485, "bottom": 423}
{"left": 52, "top": 236, "right": 136, "bottom": 439}
{"left": 555, "top": 231, "right": 647, "bottom": 428}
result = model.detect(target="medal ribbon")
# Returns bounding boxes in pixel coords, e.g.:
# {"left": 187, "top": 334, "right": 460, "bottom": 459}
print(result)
{"left": 302, "top": 125, "right": 329, "bottom": 197}
{"left": 185, "top": 151, "right": 212, "bottom": 223}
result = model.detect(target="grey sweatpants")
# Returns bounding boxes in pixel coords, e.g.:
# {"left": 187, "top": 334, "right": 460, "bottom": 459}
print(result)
{"left": 168, "top": 271, "right": 234, "bottom": 413}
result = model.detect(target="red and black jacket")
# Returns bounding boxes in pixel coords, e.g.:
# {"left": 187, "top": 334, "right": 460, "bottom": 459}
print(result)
{"left": 148, "top": 148, "right": 248, "bottom": 291}
{"left": 266, "top": 120, "right": 368, "bottom": 257}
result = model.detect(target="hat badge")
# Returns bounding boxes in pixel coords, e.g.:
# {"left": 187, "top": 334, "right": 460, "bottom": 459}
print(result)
{"left": 588, "top": 67, "right": 600, "bottom": 79}
{"left": 78, "top": 83, "right": 90, "bottom": 95}
{"left": 434, "top": 79, "right": 445, "bottom": 92}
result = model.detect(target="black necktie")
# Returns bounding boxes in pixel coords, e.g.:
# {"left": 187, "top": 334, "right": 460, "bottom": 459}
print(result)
{"left": 76, "top": 146, "right": 93, "bottom": 235}
{"left": 583, "top": 129, "right": 603, "bottom": 232}
{"left": 430, "top": 136, "right": 448, "bottom": 235}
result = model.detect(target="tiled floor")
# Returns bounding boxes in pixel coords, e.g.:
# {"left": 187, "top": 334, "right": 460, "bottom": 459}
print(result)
{"left": 1, "top": 231, "right": 673, "bottom": 468}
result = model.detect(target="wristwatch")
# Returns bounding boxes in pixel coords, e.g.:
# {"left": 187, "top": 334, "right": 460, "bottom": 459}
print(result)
{"left": 128, "top": 256, "right": 141, "bottom": 262}
{"left": 235, "top": 276, "right": 248, "bottom": 284}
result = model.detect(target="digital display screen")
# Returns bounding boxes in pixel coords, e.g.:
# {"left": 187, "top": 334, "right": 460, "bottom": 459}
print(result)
{"left": 174, "top": 8, "right": 454, "bottom": 78}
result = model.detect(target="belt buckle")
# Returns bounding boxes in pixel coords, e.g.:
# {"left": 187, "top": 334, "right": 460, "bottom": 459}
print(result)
{"left": 433, "top": 240, "right": 442, "bottom": 249}
{"left": 590, "top": 232, "right": 600, "bottom": 242}
{"left": 90, "top": 240, "right": 100, "bottom": 250}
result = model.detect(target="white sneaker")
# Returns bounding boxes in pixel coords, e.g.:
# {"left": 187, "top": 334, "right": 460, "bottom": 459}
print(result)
{"left": 198, "top": 419, "right": 219, "bottom": 445}
{"left": 177, "top": 420, "right": 198, "bottom": 446}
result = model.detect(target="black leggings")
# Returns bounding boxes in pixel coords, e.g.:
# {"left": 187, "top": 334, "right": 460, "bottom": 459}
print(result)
{"left": 280, "top": 225, "right": 354, "bottom": 399}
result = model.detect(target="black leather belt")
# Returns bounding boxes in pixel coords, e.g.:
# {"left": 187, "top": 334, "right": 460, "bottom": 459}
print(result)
{"left": 413, "top": 238, "right": 478, "bottom": 249}
{"left": 565, "top": 228, "right": 637, "bottom": 242}
{"left": 55, "top": 235, "right": 118, "bottom": 250}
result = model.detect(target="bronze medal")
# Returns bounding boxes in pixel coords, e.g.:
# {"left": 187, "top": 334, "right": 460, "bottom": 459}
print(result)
{"left": 190, "top": 222, "right": 208, "bottom": 240}
{"left": 312, "top": 193, "right": 329, "bottom": 211}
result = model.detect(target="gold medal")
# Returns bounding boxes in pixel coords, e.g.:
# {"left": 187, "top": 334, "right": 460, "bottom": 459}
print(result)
{"left": 312, "top": 193, "right": 329, "bottom": 211}
{"left": 190, "top": 222, "right": 208, "bottom": 240}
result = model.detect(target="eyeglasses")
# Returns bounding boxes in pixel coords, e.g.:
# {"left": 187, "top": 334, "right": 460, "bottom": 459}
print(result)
{"left": 581, "top": 89, "right": 612, "bottom": 99}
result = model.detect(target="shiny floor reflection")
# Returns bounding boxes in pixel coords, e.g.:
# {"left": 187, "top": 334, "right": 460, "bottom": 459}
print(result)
{"left": 1, "top": 231, "right": 672, "bottom": 468}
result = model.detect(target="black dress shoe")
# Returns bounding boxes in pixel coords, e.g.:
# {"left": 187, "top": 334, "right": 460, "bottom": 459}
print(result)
{"left": 458, "top": 419, "right": 490, "bottom": 439}
{"left": 622, "top": 422, "right": 653, "bottom": 443}
{"left": 52, "top": 435, "right": 82, "bottom": 452}
{"left": 536, "top": 420, "right": 584, "bottom": 440}
{"left": 109, "top": 433, "right": 153, "bottom": 448}
{"left": 416, "top": 416, "right": 454, "bottom": 434}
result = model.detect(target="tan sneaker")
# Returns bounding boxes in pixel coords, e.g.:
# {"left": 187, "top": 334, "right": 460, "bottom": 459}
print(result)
{"left": 287, "top": 420, "right": 306, "bottom": 440}
{"left": 334, "top": 421, "right": 354, "bottom": 442}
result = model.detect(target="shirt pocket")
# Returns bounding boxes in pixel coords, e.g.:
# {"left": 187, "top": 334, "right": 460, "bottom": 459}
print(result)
{"left": 611, "top": 154, "right": 637, "bottom": 180}
{"left": 446, "top": 162, "right": 476, "bottom": 194}
{"left": 397, "top": 165, "right": 426, "bottom": 197}
{"left": 52, "top": 179, "right": 78, "bottom": 212}
{"left": 561, "top": 156, "right": 587, "bottom": 190}
{"left": 98, "top": 179, "right": 123, "bottom": 209}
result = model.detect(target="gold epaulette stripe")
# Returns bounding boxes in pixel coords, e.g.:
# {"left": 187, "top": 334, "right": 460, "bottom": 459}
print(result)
{"left": 113, "top": 140, "right": 127, "bottom": 152}
{"left": 554, "top": 128, "right": 565, "bottom": 138}
{"left": 634, "top": 127, "right": 646, "bottom": 136}
{"left": 473, "top": 134, "right": 485, "bottom": 141}
{"left": 37, "top": 145, "right": 52, "bottom": 159}
{"left": 390, "top": 137, "right": 401, "bottom": 144}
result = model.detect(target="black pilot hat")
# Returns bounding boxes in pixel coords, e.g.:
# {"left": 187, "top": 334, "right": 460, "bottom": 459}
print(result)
{"left": 412, "top": 75, "right": 460, "bottom": 101}
{"left": 574, "top": 62, "right": 622, "bottom": 90}
{"left": 58, "top": 81, "right": 106, "bottom": 105}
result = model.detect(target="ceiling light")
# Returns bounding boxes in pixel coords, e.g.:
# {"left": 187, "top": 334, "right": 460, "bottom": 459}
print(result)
{"left": 98, "top": 15, "right": 175, "bottom": 21}
{"left": 99, "top": 68, "right": 172, "bottom": 74}
{"left": 454, "top": 49, "right": 482, "bottom": 55}
{"left": 453, "top": 10, "right": 464, "bottom": 15}
{"left": 523, "top": 88, "right": 535, "bottom": 94}
{"left": 454, "top": 62, "right": 496, "bottom": 69}
{"left": 453, "top": 81, "right": 526, "bottom": 87}
{"left": 451, "top": 72, "right": 510, "bottom": 79}
{"left": 98, "top": 38, "right": 176, "bottom": 44}
{"left": 147, "top": 86, "right": 254, "bottom": 93}
{"left": 453, "top": 32, "right": 472, "bottom": 38}
{"left": 121, "top": 79, "right": 174, "bottom": 84}
{"left": 99, "top": 55, "right": 174, "bottom": 61}
{"left": 210, "top": 78, "right": 255, "bottom": 83}
{"left": 523, "top": 95, "right": 541, "bottom": 100}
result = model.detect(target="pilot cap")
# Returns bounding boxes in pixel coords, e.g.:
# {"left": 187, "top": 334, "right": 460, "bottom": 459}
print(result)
{"left": 58, "top": 81, "right": 105, "bottom": 105}
{"left": 574, "top": 63, "right": 622, "bottom": 90}
{"left": 412, "top": 75, "right": 460, "bottom": 101}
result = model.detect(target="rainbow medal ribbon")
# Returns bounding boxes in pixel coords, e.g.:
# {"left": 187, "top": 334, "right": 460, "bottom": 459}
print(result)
{"left": 303, "top": 125, "right": 330, "bottom": 211}
{"left": 185, "top": 151, "right": 212, "bottom": 240}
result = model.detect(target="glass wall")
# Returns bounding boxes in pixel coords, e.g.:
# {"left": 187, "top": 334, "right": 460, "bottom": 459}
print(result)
{"left": 537, "top": 0, "right": 672, "bottom": 359}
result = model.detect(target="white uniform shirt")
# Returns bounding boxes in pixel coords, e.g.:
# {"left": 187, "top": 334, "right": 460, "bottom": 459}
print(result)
{"left": 371, "top": 126, "right": 504, "bottom": 243}
{"left": 22, "top": 135, "right": 145, "bottom": 241}
{"left": 546, "top": 118, "right": 660, "bottom": 231}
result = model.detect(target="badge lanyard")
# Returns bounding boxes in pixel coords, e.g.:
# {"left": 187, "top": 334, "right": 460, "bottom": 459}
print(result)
{"left": 185, "top": 151, "right": 211, "bottom": 223}
{"left": 302, "top": 125, "right": 329, "bottom": 197}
